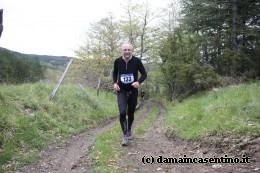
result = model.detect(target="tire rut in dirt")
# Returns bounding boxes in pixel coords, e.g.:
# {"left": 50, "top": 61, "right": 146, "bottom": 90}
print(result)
{"left": 18, "top": 118, "right": 118, "bottom": 173}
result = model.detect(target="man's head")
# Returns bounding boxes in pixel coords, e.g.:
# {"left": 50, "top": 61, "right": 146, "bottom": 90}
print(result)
{"left": 121, "top": 42, "right": 133, "bottom": 60}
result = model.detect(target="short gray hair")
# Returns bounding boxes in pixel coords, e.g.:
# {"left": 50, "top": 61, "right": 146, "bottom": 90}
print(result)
{"left": 121, "top": 42, "right": 133, "bottom": 51}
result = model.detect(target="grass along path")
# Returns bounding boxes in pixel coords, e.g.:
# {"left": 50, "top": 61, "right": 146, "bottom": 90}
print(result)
{"left": 88, "top": 101, "right": 159, "bottom": 173}
{"left": 165, "top": 82, "right": 260, "bottom": 140}
{"left": 0, "top": 83, "right": 118, "bottom": 172}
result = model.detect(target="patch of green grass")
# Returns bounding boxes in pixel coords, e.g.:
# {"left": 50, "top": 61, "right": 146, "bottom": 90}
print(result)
{"left": 90, "top": 124, "right": 125, "bottom": 173}
{"left": 89, "top": 105, "right": 160, "bottom": 173}
{"left": 165, "top": 81, "right": 260, "bottom": 140}
{"left": 89, "top": 107, "right": 146, "bottom": 173}
{"left": 0, "top": 82, "right": 118, "bottom": 172}
{"left": 134, "top": 106, "right": 159, "bottom": 135}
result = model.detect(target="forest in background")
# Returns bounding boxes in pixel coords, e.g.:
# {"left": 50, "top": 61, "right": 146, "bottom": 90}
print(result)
{"left": 0, "top": 49, "right": 44, "bottom": 83}
{"left": 0, "top": 0, "right": 259, "bottom": 101}
{"left": 0, "top": 47, "right": 72, "bottom": 83}
{"left": 71, "top": 0, "right": 259, "bottom": 101}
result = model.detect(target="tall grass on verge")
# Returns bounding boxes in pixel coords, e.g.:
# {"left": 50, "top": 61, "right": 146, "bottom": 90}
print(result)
{"left": 165, "top": 82, "right": 260, "bottom": 140}
{"left": 0, "top": 82, "right": 117, "bottom": 172}
{"left": 89, "top": 106, "right": 159, "bottom": 173}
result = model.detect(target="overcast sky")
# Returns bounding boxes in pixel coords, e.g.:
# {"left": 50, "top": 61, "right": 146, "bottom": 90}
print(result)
{"left": 0, "top": 0, "right": 171, "bottom": 57}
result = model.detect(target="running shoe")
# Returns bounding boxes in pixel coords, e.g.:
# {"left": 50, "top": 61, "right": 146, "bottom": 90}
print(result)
{"left": 121, "top": 135, "right": 128, "bottom": 146}
{"left": 127, "top": 131, "right": 133, "bottom": 140}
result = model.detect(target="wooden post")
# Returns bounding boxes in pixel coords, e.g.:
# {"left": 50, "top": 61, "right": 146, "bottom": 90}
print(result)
{"left": 96, "top": 69, "right": 104, "bottom": 97}
{"left": 50, "top": 58, "right": 74, "bottom": 100}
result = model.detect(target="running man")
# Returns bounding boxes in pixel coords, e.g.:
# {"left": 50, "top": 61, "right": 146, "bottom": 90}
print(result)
{"left": 141, "top": 90, "right": 145, "bottom": 101}
{"left": 113, "top": 42, "right": 147, "bottom": 146}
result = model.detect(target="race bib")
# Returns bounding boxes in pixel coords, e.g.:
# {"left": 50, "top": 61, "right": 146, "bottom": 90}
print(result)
{"left": 120, "top": 73, "right": 134, "bottom": 84}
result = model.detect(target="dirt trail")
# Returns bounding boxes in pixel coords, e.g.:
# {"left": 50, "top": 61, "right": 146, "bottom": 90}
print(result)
{"left": 18, "top": 101, "right": 259, "bottom": 173}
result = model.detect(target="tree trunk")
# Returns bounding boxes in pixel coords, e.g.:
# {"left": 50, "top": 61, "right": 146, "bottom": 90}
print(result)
{"left": 231, "top": 0, "right": 238, "bottom": 75}
{"left": 232, "top": 0, "right": 238, "bottom": 50}
{"left": 140, "top": 10, "right": 148, "bottom": 60}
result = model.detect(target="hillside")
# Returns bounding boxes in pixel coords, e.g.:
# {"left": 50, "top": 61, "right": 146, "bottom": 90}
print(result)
{"left": 0, "top": 47, "right": 72, "bottom": 70}
{"left": 0, "top": 82, "right": 259, "bottom": 172}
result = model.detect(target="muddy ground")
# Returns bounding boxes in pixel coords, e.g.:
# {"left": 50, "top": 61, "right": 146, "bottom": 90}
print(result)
{"left": 18, "top": 101, "right": 259, "bottom": 173}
